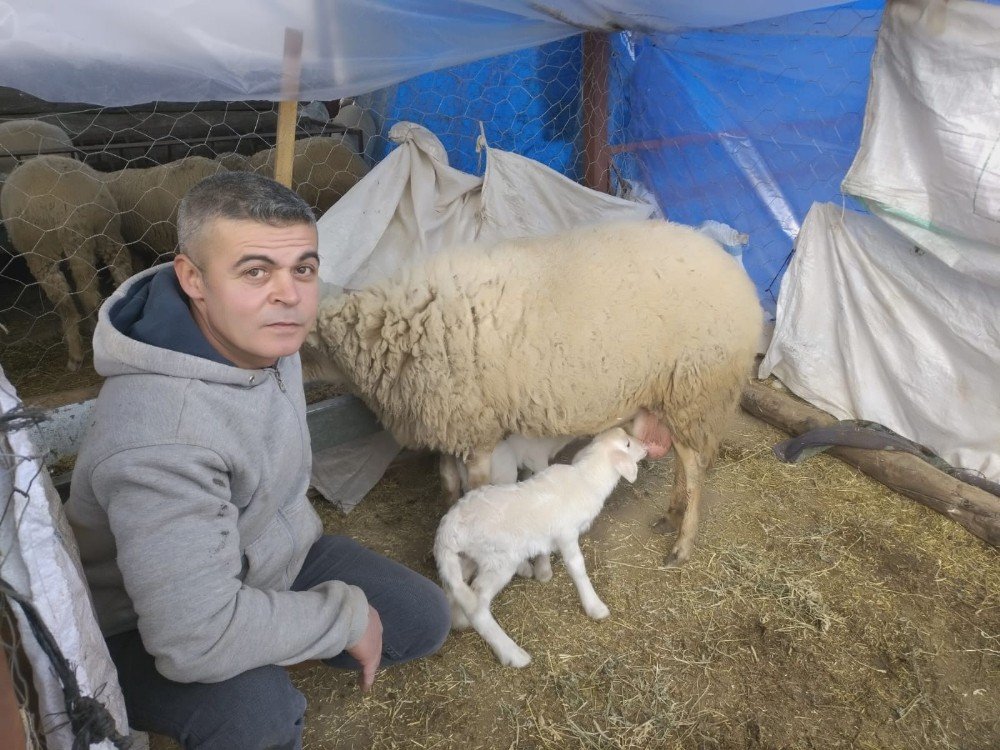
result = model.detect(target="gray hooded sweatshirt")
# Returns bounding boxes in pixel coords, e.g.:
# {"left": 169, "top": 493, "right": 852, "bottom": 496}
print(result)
{"left": 66, "top": 264, "right": 369, "bottom": 684}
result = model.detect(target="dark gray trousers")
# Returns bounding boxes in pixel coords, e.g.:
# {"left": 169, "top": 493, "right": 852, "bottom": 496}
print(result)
{"left": 106, "top": 535, "right": 450, "bottom": 750}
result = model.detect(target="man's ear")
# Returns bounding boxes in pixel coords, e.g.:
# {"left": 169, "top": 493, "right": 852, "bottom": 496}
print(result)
{"left": 174, "top": 254, "right": 205, "bottom": 301}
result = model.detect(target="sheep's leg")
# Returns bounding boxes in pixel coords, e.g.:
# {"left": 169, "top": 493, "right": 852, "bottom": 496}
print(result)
{"left": 439, "top": 454, "right": 463, "bottom": 504}
{"left": 653, "top": 453, "right": 686, "bottom": 535}
{"left": 65, "top": 250, "right": 104, "bottom": 327}
{"left": 664, "top": 442, "right": 706, "bottom": 568}
{"left": 97, "top": 238, "right": 134, "bottom": 289}
{"left": 467, "top": 565, "right": 530, "bottom": 667}
{"left": 557, "top": 537, "right": 609, "bottom": 620}
{"left": 464, "top": 449, "right": 493, "bottom": 490}
{"left": 24, "top": 254, "right": 85, "bottom": 372}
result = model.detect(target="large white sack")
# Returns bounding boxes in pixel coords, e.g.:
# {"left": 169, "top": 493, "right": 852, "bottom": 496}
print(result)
{"left": 316, "top": 122, "right": 653, "bottom": 289}
{"left": 0, "top": 367, "right": 139, "bottom": 750}
{"left": 760, "top": 202, "right": 1000, "bottom": 483}
{"left": 841, "top": 0, "right": 1000, "bottom": 285}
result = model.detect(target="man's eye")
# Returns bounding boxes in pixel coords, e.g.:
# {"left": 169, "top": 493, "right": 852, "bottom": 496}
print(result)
{"left": 245, "top": 267, "right": 266, "bottom": 279}
{"left": 296, "top": 265, "right": 317, "bottom": 277}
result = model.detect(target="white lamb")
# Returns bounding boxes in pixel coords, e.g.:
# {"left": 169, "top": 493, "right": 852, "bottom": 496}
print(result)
{"left": 434, "top": 427, "right": 647, "bottom": 667}
{"left": 449, "top": 434, "right": 577, "bottom": 581}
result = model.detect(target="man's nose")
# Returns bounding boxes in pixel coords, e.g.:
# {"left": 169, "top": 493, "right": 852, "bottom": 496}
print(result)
{"left": 270, "top": 271, "right": 301, "bottom": 305}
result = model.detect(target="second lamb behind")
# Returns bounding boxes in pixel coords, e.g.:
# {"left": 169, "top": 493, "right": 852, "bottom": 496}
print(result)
{"left": 434, "top": 427, "right": 647, "bottom": 667}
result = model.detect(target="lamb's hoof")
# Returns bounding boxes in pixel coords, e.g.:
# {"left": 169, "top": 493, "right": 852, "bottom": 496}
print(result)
{"left": 586, "top": 602, "right": 611, "bottom": 620}
{"left": 652, "top": 516, "right": 675, "bottom": 535}
{"left": 532, "top": 555, "right": 553, "bottom": 582}
{"left": 66, "top": 356, "right": 83, "bottom": 373}
{"left": 515, "top": 560, "right": 534, "bottom": 578}
{"left": 500, "top": 647, "right": 532, "bottom": 668}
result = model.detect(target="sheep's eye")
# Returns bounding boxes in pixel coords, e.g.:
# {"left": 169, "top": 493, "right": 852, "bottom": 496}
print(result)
{"left": 625, "top": 439, "right": 631, "bottom": 448}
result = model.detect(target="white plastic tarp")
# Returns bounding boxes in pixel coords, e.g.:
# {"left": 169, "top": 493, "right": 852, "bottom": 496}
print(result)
{"left": 842, "top": 0, "right": 1000, "bottom": 285}
{"left": 0, "top": 367, "right": 138, "bottom": 750}
{"left": 308, "top": 122, "right": 654, "bottom": 510}
{"left": 0, "top": 1, "right": 844, "bottom": 106}
{"left": 760, "top": 202, "right": 1000, "bottom": 483}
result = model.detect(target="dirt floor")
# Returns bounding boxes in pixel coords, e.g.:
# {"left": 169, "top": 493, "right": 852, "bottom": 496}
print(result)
{"left": 145, "top": 410, "right": 999, "bottom": 750}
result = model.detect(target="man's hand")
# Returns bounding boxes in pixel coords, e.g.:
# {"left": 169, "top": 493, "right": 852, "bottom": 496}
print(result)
{"left": 346, "top": 605, "right": 383, "bottom": 692}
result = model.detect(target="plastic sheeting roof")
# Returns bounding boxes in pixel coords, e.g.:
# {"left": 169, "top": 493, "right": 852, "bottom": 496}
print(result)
{"left": 0, "top": 1, "right": 843, "bottom": 106}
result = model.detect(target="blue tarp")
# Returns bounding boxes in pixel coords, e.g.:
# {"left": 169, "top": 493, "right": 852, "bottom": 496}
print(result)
{"left": 376, "top": 1, "right": 885, "bottom": 314}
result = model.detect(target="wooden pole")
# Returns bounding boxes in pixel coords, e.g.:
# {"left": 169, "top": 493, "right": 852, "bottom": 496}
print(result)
{"left": 741, "top": 381, "right": 1000, "bottom": 547}
{"left": 582, "top": 31, "right": 611, "bottom": 194}
{"left": 275, "top": 27, "right": 304, "bottom": 188}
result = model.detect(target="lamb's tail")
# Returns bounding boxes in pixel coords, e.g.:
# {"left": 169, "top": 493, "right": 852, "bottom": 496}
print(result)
{"left": 434, "top": 527, "right": 478, "bottom": 617}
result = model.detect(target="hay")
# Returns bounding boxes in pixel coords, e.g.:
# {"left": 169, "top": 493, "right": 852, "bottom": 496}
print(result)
{"left": 145, "top": 410, "right": 1000, "bottom": 750}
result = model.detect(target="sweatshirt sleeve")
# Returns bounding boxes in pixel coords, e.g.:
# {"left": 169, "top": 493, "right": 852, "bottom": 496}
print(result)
{"left": 91, "top": 444, "right": 370, "bottom": 683}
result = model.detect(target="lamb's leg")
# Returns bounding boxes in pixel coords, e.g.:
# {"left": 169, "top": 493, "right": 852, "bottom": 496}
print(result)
{"left": 467, "top": 565, "right": 530, "bottom": 667}
{"left": 531, "top": 554, "right": 553, "bottom": 582}
{"left": 24, "top": 254, "right": 85, "bottom": 372}
{"left": 450, "top": 556, "right": 478, "bottom": 630}
{"left": 557, "top": 537, "right": 609, "bottom": 620}
{"left": 665, "top": 442, "right": 706, "bottom": 568}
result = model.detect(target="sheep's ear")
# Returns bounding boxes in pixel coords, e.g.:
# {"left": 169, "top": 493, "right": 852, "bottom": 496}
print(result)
{"left": 612, "top": 450, "right": 639, "bottom": 483}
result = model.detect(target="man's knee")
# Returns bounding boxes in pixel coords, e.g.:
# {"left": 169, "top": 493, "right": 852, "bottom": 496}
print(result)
{"left": 393, "top": 574, "right": 451, "bottom": 663}
{"left": 184, "top": 668, "right": 306, "bottom": 750}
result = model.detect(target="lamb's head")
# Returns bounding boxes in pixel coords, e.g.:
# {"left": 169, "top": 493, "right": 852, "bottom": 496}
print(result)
{"left": 586, "top": 427, "right": 648, "bottom": 483}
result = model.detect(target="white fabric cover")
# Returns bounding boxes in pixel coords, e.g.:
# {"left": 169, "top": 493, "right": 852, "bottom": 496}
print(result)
{"left": 842, "top": 0, "right": 1000, "bottom": 286}
{"left": 0, "top": 1, "right": 842, "bottom": 106}
{"left": 760, "top": 203, "right": 1000, "bottom": 483}
{"left": 317, "top": 122, "right": 653, "bottom": 288}
{"left": 0, "top": 368, "right": 139, "bottom": 750}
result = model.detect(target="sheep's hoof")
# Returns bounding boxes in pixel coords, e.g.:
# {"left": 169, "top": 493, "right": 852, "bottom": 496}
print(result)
{"left": 652, "top": 515, "right": 676, "bottom": 535}
{"left": 664, "top": 546, "right": 691, "bottom": 569}
{"left": 66, "top": 356, "right": 83, "bottom": 373}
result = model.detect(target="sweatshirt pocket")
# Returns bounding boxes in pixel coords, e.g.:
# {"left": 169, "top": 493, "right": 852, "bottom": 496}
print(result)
{"left": 243, "top": 499, "right": 322, "bottom": 590}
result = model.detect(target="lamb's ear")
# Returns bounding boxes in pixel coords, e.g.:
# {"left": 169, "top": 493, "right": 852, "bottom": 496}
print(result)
{"left": 612, "top": 450, "right": 639, "bottom": 483}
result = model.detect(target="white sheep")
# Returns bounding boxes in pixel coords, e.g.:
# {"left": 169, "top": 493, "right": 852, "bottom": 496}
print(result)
{"left": 231, "top": 136, "right": 368, "bottom": 217}
{"left": 1, "top": 155, "right": 132, "bottom": 371}
{"left": 434, "top": 427, "right": 647, "bottom": 667}
{"left": 308, "top": 219, "right": 763, "bottom": 567}
{"left": 0, "top": 119, "right": 75, "bottom": 177}
{"left": 101, "top": 155, "right": 228, "bottom": 267}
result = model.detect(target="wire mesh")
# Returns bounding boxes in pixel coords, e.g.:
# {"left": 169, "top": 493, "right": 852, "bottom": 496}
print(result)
{"left": 0, "top": 15, "right": 883, "bottom": 742}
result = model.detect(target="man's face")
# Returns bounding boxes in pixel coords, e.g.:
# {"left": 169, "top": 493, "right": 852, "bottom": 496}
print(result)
{"left": 175, "top": 217, "right": 320, "bottom": 370}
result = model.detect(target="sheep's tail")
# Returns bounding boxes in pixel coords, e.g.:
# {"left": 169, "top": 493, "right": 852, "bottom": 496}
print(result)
{"left": 434, "top": 529, "right": 478, "bottom": 616}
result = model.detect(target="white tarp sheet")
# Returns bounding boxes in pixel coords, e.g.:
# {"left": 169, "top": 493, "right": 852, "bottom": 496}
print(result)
{"left": 0, "top": 367, "right": 138, "bottom": 750}
{"left": 842, "top": 0, "right": 1000, "bottom": 286}
{"left": 760, "top": 203, "right": 1000, "bottom": 483}
{"left": 0, "top": 1, "right": 843, "bottom": 106}
{"left": 309, "top": 122, "right": 653, "bottom": 509}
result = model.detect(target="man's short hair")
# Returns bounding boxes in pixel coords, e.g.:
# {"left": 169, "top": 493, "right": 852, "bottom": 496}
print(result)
{"left": 177, "top": 171, "right": 316, "bottom": 262}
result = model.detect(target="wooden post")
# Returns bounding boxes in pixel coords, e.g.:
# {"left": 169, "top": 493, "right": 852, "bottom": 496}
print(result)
{"left": 741, "top": 381, "right": 1000, "bottom": 547}
{"left": 582, "top": 31, "right": 611, "bottom": 193}
{"left": 275, "top": 27, "right": 304, "bottom": 188}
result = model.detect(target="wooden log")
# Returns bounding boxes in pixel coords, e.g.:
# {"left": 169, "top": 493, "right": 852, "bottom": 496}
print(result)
{"left": 741, "top": 381, "right": 1000, "bottom": 547}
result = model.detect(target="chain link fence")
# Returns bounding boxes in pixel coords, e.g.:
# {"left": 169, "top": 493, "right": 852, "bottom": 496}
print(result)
{"left": 0, "top": 6, "right": 882, "bottom": 743}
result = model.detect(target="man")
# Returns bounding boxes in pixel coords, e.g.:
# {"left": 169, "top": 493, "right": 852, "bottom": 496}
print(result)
{"left": 66, "top": 172, "right": 450, "bottom": 750}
